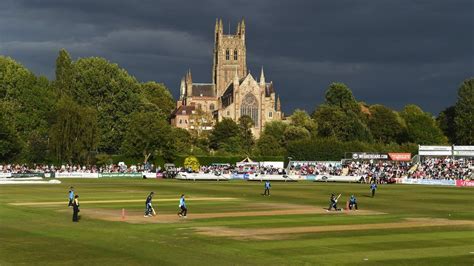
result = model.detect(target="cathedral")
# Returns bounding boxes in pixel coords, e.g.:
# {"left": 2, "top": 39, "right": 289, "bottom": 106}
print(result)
{"left": 170, "top": 18, "right": 282, "bottom": 138}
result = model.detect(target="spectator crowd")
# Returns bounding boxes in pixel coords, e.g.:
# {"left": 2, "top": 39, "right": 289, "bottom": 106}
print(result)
{"left": 1, "top": 157, "right": 472, "bottom": 181}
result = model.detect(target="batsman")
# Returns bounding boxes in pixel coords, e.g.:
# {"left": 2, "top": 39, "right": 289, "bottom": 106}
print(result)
{"left": 327, "top": 193, "right": 341, "bottom": 211}
{"left": 144, "top": 192, "right": 156, "bottom": 217}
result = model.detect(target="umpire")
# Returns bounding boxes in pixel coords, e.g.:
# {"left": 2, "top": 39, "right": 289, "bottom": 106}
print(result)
{"left": 72, "top": 195, "right": 80, "bottom": 222}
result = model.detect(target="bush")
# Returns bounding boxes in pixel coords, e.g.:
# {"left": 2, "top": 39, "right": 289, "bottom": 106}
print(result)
{"left": 184, "top": 156, "right": 200, "bottom": 172}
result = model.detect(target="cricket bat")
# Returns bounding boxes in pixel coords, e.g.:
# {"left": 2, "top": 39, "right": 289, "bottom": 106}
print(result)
{"left": 335, "top": 194, "right": 341, "bottom": 202}
{"left": 151, "top": 207, "right": 157, "bottom": 216}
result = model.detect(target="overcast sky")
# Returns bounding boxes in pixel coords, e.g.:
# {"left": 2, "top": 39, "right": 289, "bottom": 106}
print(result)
{"left": 1, "top": 0, "right": 473, "bottom": 115}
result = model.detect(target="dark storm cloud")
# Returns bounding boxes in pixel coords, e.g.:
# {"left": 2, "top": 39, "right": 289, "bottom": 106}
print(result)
{"left": 1, "top": 0, "right": 473, "bottom": 114}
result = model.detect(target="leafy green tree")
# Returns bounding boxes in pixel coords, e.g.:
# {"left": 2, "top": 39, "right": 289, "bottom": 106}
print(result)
{"left": 437, "top": 106, "right": 456, "bottom": 144}
{"left": 238, "top": 115, "right": 255, "bottom": 154}
{"left": 0, "top": 113, "right": 22, "bottom": 162}
{"left": 289, "top": 109, "right": 317, "bottom": 136}
{"left": 173, "top": 128, "right": 193, "bottom": 154}
{"left": 0, "top": 56, "right": 57, "bottom": 162}
{"left": 139, "top": 81, "right": 175, "bottom": 116}
{"left": 400, "top": 105, "right": 447, "bottom": 144}
{"left": 256, "top": 121, "right": 288, "bottom": 156}
{"left": 325, "top": 82, "right": 359, "bottom": 113}
{"left": 72, "top": 57, "right": 142, "bottom": 153}
{"left": 55, "top": 49, "right": 74, "bottom": 96}
{"left": 454, "top": 78, "right": 474, "bottom": 145}
{"left": 368, "top": 105, "right": 404, "bottom": 143}
{"left": 313, "top": 105, "right": 372, "bottom": 142}
{"left": 49, "top": 97, "right": 100, "bottom": 164}
{"left": 121, "top": 112, "right": 175, "bottom": 163}
{"left": 256, "top": 134, "right": 286, "bottom": 156}
{"left": 260, "top": 121, "right": 288, "bottom": 146}
{"left": 284, "top": 125, "right": 310, "bottom": 143}
{"left": 209, "top": 118, "right": 241, "bottom": 153}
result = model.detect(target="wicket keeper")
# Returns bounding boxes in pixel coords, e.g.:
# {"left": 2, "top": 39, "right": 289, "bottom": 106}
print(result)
{"left": 349, "top": 195, "right": 358, "bottom": 210}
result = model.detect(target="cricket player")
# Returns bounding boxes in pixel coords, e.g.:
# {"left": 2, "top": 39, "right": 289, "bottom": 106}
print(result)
{"left": 144, "top": 192, "right": 155, "bottom": 217}
{"left": 370, "top": 183, "right": 377, "bottom": 197}
{"left": 68, "top": 187, "right": 74, "bottom": 207}
{"left": 349, "top": 195, "right": 358, "bottom": 210}
{"left": 178, "top": 194, "right": 187, "bottom": 218}
{"left": 262, "top": 181, "right": 271, "bottom": 196}
{"left": 72, "top": 195, "right": 80, "bottom": 222}
{"left": 327, "top": 193, "right": 341, "bottom": 211}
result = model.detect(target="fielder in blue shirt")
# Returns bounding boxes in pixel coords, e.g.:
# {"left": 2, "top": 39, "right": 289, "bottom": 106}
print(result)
{"left": 68, "top": 187, "right": 74, "bottom": 207}
{"left": 370, "top": 183, "right": 377, "bottom": 198}
{"left": 178, "top": 194, "right": 187, "bottom": 218}
{"left": 262, "top": 181, "right": 271, "bottom": 196}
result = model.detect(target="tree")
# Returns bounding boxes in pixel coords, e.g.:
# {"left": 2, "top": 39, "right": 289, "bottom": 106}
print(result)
{"left": 437, "top": 106, "right": 456, "bottom": 144}
{"left": 260, "top": 121, "right": 288, "bottom": 146}
{"left": 209, "top": 118, "right": 241, "bottom": 153}
{"left": 72, "top": 57, "right": 142, "bottom": 153}
{"left": 256, "top": 134, "right": 286, "bottom": 156}
{"left": 184, "top": 156, "right": 200, "bottom": 172}
{"left": 0, "top": 56, "right": 57, "bottom": 162}
{"left": 284, "top": 125, "right": 310, "bottom": 143}
{"left": 238, "top": 115, "right": 255, "bottom": 154}
{"left": 49, "top": 97, "right": 100, "bottom": 164}
{"left": 0, "top": 113, "right": 22, "bottom": 162}
{"left": 368, "top": 105, "right": 404, "bottom": 143}
{"left": 454, "top": 78, "right": 474, "bottom": 145}
{"left": 55, "top": 49, "right": 74, "bottom": 96}
{"left": 325, "top": 82, "right": 359, "bottom": 113}
{"left": 121, "top": 112, "right": 175, "bottom": 163}
{"left": 173, "top": 128, "right": 193, "bottom": 154}
{"left": 289, "top": 109, "right": 317, "bottom": 136}
{"left": 189, "top": 108, "right": 214, "bottom": 138}
{"left": 256, "top": 121, "right": 288, "bottom": 156}
{"left": 313, "top": 105, "right": 372, "bottom": 142}
{"left": 400, "top": 105, "right": 447, "bottom": 144}
{"left": 139, "top": 81, "right": 175, "bottom": 116}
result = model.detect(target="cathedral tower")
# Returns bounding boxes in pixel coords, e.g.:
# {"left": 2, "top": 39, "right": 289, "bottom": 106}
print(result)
{"left": 212, "top": 18, "right": 247, "bottom": 96}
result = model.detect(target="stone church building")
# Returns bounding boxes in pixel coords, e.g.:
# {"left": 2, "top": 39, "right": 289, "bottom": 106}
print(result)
{"left": 171, "top": 19, "right": 282, "bottom": 138}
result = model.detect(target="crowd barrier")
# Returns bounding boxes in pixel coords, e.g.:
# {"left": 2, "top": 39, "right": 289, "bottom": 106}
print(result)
{"left": 246, "top": 174, "right": 300, "bottom": 181}
{"left": 455, "top": 180, "right": 474, "bottom": 187}
{"left": 1, "top": 173, "right": 46, "bottom": 178}
{"left": 397, "top": 178, "right": 456, "bottom": 186}
{"left": 55, "top": 172, "right": 99, "bottom": 178}
{"left": 176, "top": 173, "right": 231, "bottom": 181}
{"left": 309, "top": 175, "right": 361, "bottom": 182}
{"left": 100, "top": 173, "right": 142, "bottom": 178}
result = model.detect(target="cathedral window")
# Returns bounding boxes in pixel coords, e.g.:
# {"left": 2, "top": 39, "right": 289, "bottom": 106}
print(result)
{"left": 197, "top": 104, "right": 202, "bottom": 110}
{"left": 240, "top": 93, "right": 259, "bottom": 127}
{"left": 234, "top": 49, "right": 238, "bottom": 60}
{"left": 269, "top": 111, "right": 273, "bottom": 118}
{"left": 209, "top": 103, "right": 215, "bottom": 111}
{"left": 225, "top": 49, "right": 230, "bottom": 60}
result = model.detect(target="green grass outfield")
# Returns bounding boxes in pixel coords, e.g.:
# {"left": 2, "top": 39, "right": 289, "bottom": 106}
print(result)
{"left": 0, "top": 179, "right": 473, "bottom": 265}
